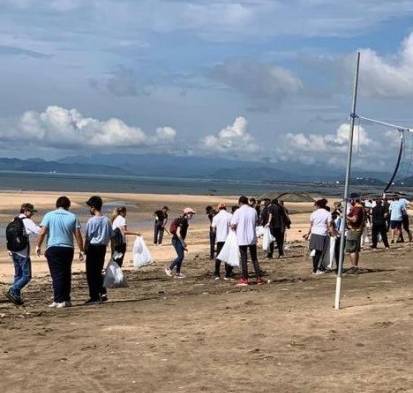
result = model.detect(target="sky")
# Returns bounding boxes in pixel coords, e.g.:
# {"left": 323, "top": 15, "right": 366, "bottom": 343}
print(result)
{"left": 1, "top": 0, "right": 413, "bottom": 171}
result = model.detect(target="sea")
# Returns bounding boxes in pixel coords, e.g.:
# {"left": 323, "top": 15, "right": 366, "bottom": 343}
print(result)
{"left": 0, "top": 171, "right": 338, "bottom": 196}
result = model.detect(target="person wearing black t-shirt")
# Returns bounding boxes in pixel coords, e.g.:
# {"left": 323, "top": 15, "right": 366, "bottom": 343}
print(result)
{"left": 266, "top": 199, "right": 291, "bottom": 258}
{"left": 371, "top": 199, "right": 389, "bottom": 249}
{"left": 154, "top": 206, "right": 169, "bottom": 245}
{"left": 165, "top": 208, "right": 195, "bottom": 279}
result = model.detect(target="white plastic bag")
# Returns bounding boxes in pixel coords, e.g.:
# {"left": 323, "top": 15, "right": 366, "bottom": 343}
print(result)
{"left": 103, "top": 261, "right": 128, "bottom": 288}
{"left": 217, "top": 231, "right": 240, "bottom": 267}
{"left": 133, "top": 236, "right": 153, "bottom": 268}
{"left": 262, "top": 226, "right": 275, "bottom": 251}
{"left": 328, "top": 237, "right": 336, "bottom": 269}
{"left": 256, "top": 225, "right": 264, "bottom": 238}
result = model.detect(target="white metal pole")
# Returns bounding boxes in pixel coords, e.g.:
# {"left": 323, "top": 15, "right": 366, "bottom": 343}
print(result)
{"left": 334, "top": 52, "right": 361, "bottom": 310}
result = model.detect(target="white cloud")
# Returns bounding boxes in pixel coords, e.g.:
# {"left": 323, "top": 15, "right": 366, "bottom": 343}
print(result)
{"left": 201, "top": 116, "right": 259, "bottom": 154}
{"left": 353, "top": 33, "right": 413, "bottom": 98}
{"left": 284, "top": 123, "right": 370, "bottom": 154}
{"left": 156, "top": 126, "right": 176, "bottom": 142}
{"left": 1, "top": 106, "right": 176, "bottom": 149}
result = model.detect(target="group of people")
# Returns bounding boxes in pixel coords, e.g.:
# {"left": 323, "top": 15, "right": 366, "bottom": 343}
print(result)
{"left": 305, "top": 194, "right": 411, "bottom": 275}
{"left": 202, "top": 197, "right": 291, "bottom": 285}
{"left": 5, "top": 196, "right": 140, "bottom": 307}
{"left": 5, "top": 192, "right": 410, "bottom": 307}
{"left": 5, "top": 194, "right": 273, "bottom": 307}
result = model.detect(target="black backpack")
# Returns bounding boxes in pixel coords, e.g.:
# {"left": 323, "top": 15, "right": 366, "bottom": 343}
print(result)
{"left": 6, "top": 217, "right": 29, "bottom": 252}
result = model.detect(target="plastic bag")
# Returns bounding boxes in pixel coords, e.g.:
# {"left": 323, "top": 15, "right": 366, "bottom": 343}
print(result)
{"left": 262, "top": 226, "right": 275, "bottom": 251}
{"left": 328, "top": 237, "right": 336, "bottom": 269}
{"left": 133, "top": 236, "right": 153, "bottom": 269}
{"left": 256, "top": 225, "right": 264, "bottom": 238}
{"left": 103, "top": 261, "right": 128, "bottom": 288}
{"left": 217, "top": 231, "right": 240, "bottom": 267}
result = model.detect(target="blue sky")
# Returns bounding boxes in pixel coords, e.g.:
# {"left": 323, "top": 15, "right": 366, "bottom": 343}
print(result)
{"left": 1, "top": 0, "right": 413, "bottom": 171}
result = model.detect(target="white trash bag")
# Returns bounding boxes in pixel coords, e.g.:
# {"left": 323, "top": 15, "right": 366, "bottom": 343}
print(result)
{"left": 256, "top": 225, "right": 265, "bottom": 238}
{"left": 103, "top": 261, "right": 128, "bottom": 288}
{"left": 262, "top": 226, "right": 275, "bottom": 251}
{"left": 133, "top": 236, "right": 153, "bottom": 269}
{"left": 217, "top": 231, "right": 240, "bottom": 267}
{"left": 328, "top": 236, "right": 336, "bottom": 269}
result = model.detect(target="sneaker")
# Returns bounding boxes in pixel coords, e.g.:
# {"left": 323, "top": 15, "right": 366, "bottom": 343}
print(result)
{"left": 175, "top": 273, "right": 186, "bottom": 279}
{"left": 100, "top": 294, "right": 108, "bottom": 302}
{"left": 5, "top": 290, "right": 23, "bottom": 306}
{"left": 235, "top": 278, "right": 249, "bottom": 287}
{"left": 214, "top": 276, "right": 220, "bottom": 281}
{"left": 256, "top": 278, "right": 266, "bottom": 285}
{"left": 223, "top": 277, "right": 233, "bottom": 281}
{"left": 56, "top": 302, "right": 68, "bottom": 309}
{"left": 315, "top": 270, "right": 326, "bottom": 275}
{"left": 266, "top": 254, "right": 273, "bottom": 259}
{"left": 48, "top": 302, "right": 58, "bottom": 308}
{"left": 164, "top": 267, "right": 173, "bottom": 277}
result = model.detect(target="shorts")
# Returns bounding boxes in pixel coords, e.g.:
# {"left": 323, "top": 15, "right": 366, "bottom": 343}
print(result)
{"left": 346, "top": 230, "right": 362, "bottom": 253}
{"left": 390, "top": 220, "right": 402, "bottom": 230}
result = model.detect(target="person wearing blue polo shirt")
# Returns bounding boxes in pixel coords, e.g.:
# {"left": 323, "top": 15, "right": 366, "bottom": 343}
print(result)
{"left": 36, "top": 196, "right": 84, "bottom": 308}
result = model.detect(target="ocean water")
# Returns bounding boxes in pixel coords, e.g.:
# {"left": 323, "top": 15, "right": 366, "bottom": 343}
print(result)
{"left": 0, "top": 171, "right": 323, "bottom": 196}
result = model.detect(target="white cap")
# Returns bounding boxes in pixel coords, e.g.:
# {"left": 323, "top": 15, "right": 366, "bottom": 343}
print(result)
{"left": 183, "top": 207, "right": 196, "bottom": 215}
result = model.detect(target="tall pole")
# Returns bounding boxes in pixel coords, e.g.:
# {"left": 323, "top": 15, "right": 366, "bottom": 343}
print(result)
{"left": 334, "top": 52, "right": 361, "bottom": 310}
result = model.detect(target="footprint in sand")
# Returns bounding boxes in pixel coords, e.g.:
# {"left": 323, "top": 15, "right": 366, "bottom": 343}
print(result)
{"left": 373, "top": 321, "right": 394, "bottom": 328}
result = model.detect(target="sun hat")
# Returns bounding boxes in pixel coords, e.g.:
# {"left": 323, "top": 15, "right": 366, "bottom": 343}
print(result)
{"left": 183, "top": 207, "right": 196, "bottom": 215}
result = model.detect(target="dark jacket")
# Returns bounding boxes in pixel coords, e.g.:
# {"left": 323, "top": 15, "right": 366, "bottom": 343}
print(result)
{"left": 372, "top": 206, "right": 386, "bottom": 226}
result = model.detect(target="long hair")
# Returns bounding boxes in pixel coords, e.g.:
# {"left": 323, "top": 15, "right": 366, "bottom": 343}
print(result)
{"left": 111, "top": 206, "right": 126, "bottom": 223}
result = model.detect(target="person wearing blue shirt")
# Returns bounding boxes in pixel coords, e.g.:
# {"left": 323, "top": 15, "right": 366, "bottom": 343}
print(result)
{"left": 84, "top": 196, "right": 113, "bottom": 305}
{"left": 36, "top": 196, "right": 84, "bottom": 308}
{"left": 389, "top": 196, "right": 406, "bottom": 244}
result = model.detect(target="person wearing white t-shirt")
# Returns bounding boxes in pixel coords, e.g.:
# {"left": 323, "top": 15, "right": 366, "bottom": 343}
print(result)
{"left": 5, "top": 203, "right": 41, "bottom": 306}
{"left": 304, "top": 199, "right": 334, "bottom": 274}
{"left": 211, "top": 204, "right": 233, "bottom": 280}
{"left": 231, "top": 196, "right": 264, "bottom": 286}
{"left": 111, "top": 207, "right": 141, "bottom": 268}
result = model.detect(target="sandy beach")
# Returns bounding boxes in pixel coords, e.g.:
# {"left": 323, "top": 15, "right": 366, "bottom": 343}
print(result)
{"left": 0, "top": 191, "right": 412, "bottom": 393}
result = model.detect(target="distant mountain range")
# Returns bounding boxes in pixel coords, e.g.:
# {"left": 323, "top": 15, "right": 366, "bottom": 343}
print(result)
{"left": 0, "top": 157, "right": 129, "bottom": 176}
{"left": 0, "top": 153, "right": 395, "bottom": 184}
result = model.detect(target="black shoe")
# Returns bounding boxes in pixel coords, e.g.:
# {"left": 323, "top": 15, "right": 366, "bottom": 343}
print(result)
{"left": 100, "top": 294, "right": 108, "bottom": 302}
{"left": 5, "top": 290, "right": 23, "bottom": 306}
{"left": 266, "top": 254, "right": 273, "bottom": 259}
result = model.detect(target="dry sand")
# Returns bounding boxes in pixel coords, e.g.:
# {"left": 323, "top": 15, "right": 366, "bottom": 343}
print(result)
{"left": 0, "top": 191, "right": 412, "bottom": 393}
